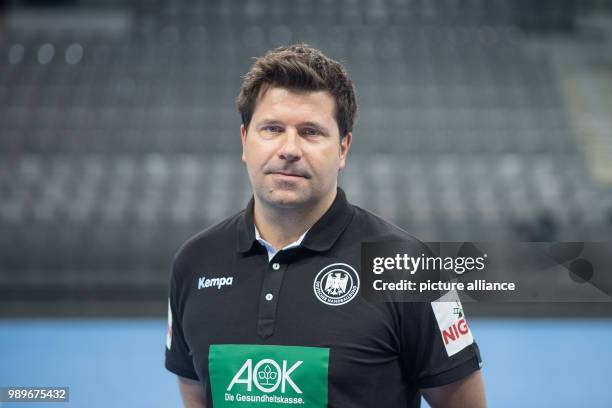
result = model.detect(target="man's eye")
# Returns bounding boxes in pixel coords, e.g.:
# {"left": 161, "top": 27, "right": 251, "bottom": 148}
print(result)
{"left": 302, "top": 128, "right": 321, "bottom": 136}
{"left": 263, "top": 126, "right": 282, "bottom": 133}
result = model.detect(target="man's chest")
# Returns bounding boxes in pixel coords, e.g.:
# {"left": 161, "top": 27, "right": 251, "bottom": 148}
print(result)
{"left": 181, "top": 250, "right": 399, "bottom": 349}
{"left": 180, "top": 252, "right": 407, "bottom": 400}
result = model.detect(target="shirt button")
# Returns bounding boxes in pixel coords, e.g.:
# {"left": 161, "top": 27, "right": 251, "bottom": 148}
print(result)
{"left": 265, "top": 293, "right": 274, "bottom": 301}
{"left": 272, "top": 263, "right": 280, "bottom": 270}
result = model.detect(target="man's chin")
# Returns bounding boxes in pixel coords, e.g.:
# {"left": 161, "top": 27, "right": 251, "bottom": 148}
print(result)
{"left": 263, "top": 190, "right": 309, "bottom": 208}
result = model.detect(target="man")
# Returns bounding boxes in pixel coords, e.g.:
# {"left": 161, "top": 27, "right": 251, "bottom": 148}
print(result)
{"left": 165, "top": 44, "right": 486, "bottom": 407}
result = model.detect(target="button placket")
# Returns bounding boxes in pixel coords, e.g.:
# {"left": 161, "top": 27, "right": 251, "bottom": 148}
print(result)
{"left": 257, "top": 259, "right": 286, "bottom": 339}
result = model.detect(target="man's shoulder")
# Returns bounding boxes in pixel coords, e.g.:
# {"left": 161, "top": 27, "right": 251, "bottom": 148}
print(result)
{"left": 173, "top": 209, "right": 244, "bottom": 267}
{"left": 349, "top": 204, "right": 424, "bottom": 246}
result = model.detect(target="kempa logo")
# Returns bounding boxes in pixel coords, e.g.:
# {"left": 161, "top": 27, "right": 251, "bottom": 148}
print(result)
{"left": 198, "top": 276, "right": 233, "bottom": 290}
{"left": 313, "top": 263, "right": 359, "bottom": 306}
{"left": 227, "top": 358, "right": 303, "bottom": 394}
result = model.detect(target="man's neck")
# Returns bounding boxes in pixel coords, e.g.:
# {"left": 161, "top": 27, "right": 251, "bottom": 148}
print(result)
{"left": 253, "top": 189, "right": 337, "bottom": 250}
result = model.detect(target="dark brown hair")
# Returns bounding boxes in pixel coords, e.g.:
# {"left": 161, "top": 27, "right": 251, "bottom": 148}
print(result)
{"left": 236, "top": 44, "right": 357, "bottom": 138}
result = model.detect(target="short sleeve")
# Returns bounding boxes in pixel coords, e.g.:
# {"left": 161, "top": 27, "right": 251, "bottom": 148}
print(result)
{"left": 165, "top": 265, "right": 199, "bottom": 380}
{"left": 402, "top": 300, "right": 482, "bottom": 389}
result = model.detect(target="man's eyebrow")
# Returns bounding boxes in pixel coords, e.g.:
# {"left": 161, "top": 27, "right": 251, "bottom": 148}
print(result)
{"left": 255, "top": 119, "right": 284, "bottom": 127}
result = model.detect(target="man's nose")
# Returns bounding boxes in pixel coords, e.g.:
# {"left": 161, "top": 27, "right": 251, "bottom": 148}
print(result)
{"left": 278, "top": 128, "right": 302, "bottom": 162}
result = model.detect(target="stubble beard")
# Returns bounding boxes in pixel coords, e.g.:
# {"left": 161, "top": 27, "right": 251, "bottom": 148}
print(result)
{"left": 260, "top": 181, "right": 312, "bottom": 209}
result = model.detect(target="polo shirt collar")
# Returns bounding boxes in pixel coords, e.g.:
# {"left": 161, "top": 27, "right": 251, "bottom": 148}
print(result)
{"left": 236, "top": 188, "right": 354, "bottom": 254}
{"left": 254, "top": 224, "right": 308, "bottom": 261}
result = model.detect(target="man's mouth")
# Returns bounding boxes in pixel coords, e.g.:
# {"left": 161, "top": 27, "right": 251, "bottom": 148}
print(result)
{"left": 267, "top": 169, "right": 310, "bottom": 179}
{"left": 271, "top": 171, "right": 307, "bottom": 178}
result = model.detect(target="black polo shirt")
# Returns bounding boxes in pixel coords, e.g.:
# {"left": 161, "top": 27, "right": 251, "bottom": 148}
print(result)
{"left": 165, "top": 188, "right": 482, "bottom": 408}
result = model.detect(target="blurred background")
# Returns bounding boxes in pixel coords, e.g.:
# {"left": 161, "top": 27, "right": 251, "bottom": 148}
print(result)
{"left": 1, "top": 0, "right": 612, "bottom": 406}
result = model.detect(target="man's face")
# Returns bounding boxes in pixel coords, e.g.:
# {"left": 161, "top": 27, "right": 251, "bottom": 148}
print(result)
{"left": 241, "top": 86, "right": 352, "bottom": 210}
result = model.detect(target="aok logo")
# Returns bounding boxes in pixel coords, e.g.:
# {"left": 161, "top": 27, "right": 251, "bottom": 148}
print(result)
{"left": 442, "top": 317, "right": 470, "bottom": 345}
{"left": 227, "top": 358, "right": 303, "bottom": 394}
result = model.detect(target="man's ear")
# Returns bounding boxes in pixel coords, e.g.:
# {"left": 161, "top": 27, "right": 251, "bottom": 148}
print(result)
{"left": 240, "top": 124, "right": 247, "bottom": 163}
{"left": 339, "top": 132, "right": 352, "bottom": 170}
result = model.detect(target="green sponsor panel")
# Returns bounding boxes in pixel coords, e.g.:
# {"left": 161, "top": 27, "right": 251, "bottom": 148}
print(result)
{"left": 209, "top": 344, "right": 329, "bottom": 407}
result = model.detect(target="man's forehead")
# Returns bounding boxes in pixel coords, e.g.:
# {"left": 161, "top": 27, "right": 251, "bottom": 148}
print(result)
{"left": 256, "top": 85, "right": 333, "bottom": 104}
{"left": 253, "top": 86, "right": 337, "bottom": 122}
